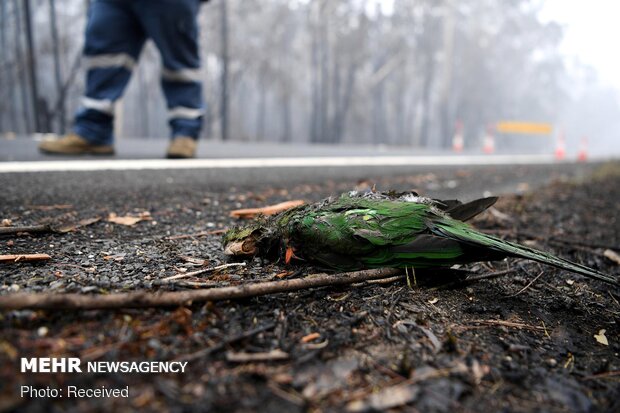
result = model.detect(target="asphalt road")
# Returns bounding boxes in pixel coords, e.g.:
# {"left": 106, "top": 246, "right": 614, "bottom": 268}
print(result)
{"left": 0, "top": 163, "right": 602, "bottom": 211}
{"left": 0, "top": 135, "right": 608, "bottom": 207}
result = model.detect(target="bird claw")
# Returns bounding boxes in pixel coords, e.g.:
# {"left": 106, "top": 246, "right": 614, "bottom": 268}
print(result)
{"left": 285, "top": 246, "right": 302, "bottom": 264}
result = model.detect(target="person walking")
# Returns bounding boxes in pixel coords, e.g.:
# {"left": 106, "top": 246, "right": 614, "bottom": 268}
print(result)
{"left": 39, "top": 0, "right": 207, "bottom": 158}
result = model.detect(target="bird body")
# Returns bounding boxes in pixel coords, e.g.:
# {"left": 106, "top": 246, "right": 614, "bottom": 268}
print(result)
{"left": 223, "top": 191, "right": 618, "bottom": 286}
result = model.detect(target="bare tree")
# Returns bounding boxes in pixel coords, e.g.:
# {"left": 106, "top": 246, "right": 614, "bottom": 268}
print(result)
{"left": 48, "top": 0, "right": 64, "bottom": 133}
{"left": 4, "top": 0, "right": 616, "bottom": 153}
{"left": 12, "top": 0, "right": 32, "bottom": 132}
{"left": 219, "top": 0, "right": 229, "bottom": 141}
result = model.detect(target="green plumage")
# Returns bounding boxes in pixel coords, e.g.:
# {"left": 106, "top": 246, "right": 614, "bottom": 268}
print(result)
{"left": 222, "top": 191, "right": 618, "bottom": 286}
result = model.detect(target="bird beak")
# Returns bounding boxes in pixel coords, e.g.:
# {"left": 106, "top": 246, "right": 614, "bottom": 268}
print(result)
{"left": 224, "top": 238, "right": 257, "bottom": 256}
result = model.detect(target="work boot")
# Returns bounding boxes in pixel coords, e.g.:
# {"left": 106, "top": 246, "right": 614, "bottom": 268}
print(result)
{"left": 38, "top": 133, "right": 114, "bottom": 155}
{"left": 166, "top": 136, "right": 197, "bottom": 159}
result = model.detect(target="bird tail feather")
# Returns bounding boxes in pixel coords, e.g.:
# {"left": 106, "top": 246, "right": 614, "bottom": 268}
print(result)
{"left": 433, "top": 221, "right": 618, "bottom": 286}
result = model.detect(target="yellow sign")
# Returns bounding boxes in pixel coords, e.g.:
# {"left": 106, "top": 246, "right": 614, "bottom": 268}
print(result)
{"left": 495, "top": 121, "right": 553, "bottom": 135}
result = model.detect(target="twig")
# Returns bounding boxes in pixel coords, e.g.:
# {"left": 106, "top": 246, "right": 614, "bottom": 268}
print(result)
{"left": 608, "top": 291, "right": 620, "bottom": 308}
{"left": 164, "top": 229, "right": 227, "bottom": 240}
{"left": 26, "top": 204, "right": 73, "bottom": 211}
{"left": 0, "top": 268, "right": 403, "bottom": 310}
{"left": 158, "top": 280, "right": 220, "bottom": 288}
{"left": 0, "top": 254, "right": 51, "bottom": 263}
{"left": 160, "top": 262, "right": 246, "bottom": 282}
{"left": 365, "top": 275, "right": 406, "bottom": 285}
{"left": 582, "top": 370, "right": 620, "bottom": 381}
{"left": 226, "top": 349, "right": 289, "bottom": 362}
{"left": 508, "top": 270, "right": 545, "bottom": 297}
{"left": 465, "top": 319, "right": 545, "bottom": 331}
{"left": 430, "top": 269, "right": 517, "bottom": 290}
{"left": 0, "top": 218, "right": 99, "bottom": 236}
{"left": 174, "top": 322, "right": 276, "bottom": 362}
{"left": 267, "top": 382, "right": 305, "bottom": 406}
{"left": 0, "top": 225, "right": 54, "bottom": 236}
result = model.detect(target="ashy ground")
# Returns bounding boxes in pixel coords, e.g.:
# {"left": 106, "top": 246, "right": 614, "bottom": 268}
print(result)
{"left": 0, "top": 162, "right": 619, "bottom": 412}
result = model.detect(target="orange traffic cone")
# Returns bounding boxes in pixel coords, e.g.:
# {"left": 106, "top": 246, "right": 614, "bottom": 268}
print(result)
{"left": 554, "top": 132, "right": 566, "bottom": 160}
{"left": 482, "top": 125, "right": 495, "bottom": 154}
{"left": 577, "top": 137, "right": 588, "bottom": 162}
{"left": 452, "top": 121, "right": 464, "bottom": 152}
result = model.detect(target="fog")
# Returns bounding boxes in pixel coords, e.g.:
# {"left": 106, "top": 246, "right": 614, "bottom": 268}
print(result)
{"left": 1, "top": 0, "right": 619, "bottom": 157}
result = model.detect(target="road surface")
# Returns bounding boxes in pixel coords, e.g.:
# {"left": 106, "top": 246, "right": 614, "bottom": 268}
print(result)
{"left": 0, "top": 134, "right": 607, "bottom": 206}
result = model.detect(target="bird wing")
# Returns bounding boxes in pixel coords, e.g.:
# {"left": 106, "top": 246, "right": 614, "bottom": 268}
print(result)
{"left": 286, "top": 199, "right": 476, "bottom": 269}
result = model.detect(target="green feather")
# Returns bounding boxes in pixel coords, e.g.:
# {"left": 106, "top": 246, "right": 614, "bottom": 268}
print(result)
{"left": 222, "top": 191, "right": 618, "bottom": 286}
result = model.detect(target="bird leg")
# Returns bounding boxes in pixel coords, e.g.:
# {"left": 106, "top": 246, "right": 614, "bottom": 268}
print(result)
{"left": 405, "top": 267, "right": 417, "bottom": 289}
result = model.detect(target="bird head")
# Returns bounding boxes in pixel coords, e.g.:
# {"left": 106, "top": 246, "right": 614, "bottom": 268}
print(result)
{"left": 222, "top": 223, "right": 271, "bottom": 258}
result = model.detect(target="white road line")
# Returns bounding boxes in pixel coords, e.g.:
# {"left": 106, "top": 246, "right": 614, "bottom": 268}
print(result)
{"left": 0, "top": 155, "right": 558, "bottom": 173}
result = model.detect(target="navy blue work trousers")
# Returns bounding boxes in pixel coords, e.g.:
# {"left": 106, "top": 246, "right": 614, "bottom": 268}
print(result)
{"left": 74, "top": 0, "right": 204, "bottom": 144}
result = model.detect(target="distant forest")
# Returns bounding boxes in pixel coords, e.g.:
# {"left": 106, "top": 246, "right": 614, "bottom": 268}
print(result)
{"left": 1, "top": 0, "right": 618, "bottom": 153}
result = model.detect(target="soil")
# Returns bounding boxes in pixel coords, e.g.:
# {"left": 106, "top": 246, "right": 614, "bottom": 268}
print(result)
{"left": 0, "top": 163, "right": 619, "bottom": 412}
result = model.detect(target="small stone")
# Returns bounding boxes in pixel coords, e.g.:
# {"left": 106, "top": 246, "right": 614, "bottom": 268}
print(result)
{"left": 147, "top": 338, "right": 161, "bottom": 350}
{"left": 49, "top": 280, "right": 64, "bottom": 290}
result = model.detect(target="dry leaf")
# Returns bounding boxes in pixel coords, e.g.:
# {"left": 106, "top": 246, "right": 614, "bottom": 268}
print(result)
{"left": 275, "top": 270, "right": 294, "bottom": 279}
{"left": 1, "top": 219, "right": 12, "bottom": 227}
{"left": 107, "top": 212, "right": 152, "bottom": 226}
{"left": 56, "top": 217, "right": 101, "bottom": 233}
{"left": 230, "top": 200, "right": 305, "bottom": 219}
{"left": 594, "top": 329, "right": 609, "bottom": 346}
{"left": 604, "top": 249, "right": 620, "bottom": 265}
{"left": 428, "top": 297, "right": 439, "bottom": 304}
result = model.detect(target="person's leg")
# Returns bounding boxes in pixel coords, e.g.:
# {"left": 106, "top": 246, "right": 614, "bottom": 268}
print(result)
{"left": 74, "top": 0, "right": 146, "bottom": 145}
{"left": 137, "top": 0, "right": 203, "bottom": 153}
